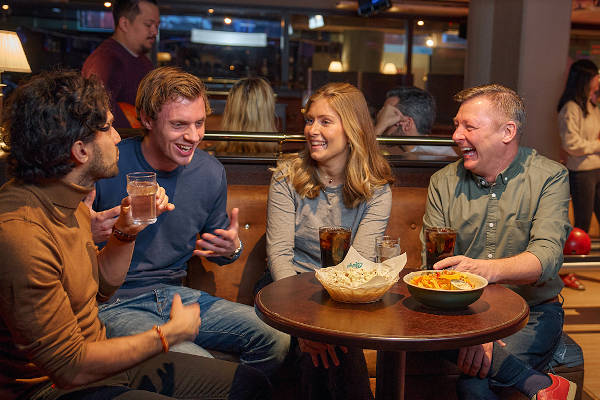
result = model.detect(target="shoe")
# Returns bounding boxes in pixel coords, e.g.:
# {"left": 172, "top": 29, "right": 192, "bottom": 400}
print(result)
{"left": 531, "top": 374, "right": 577, "bottom": 400}
{"left": 561, "top": 273, "right": 585, "bottom": 290}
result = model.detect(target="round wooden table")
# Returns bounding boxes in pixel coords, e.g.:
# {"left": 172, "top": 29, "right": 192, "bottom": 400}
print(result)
{"left": 255, "top": 269, "right": 529, "bottom": 400}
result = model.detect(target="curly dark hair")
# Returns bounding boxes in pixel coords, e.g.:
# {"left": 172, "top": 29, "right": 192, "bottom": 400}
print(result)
{"left": 1, "top": 70, "right": 110, "bottom": 183}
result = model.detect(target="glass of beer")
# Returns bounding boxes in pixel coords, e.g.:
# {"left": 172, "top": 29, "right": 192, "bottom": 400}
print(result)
{"left": 375, "top": 236, "right": 401, "bottom": 263}
{"left": 425, "top": 227, "right": 457, "bottom": 269}
{"left": 126, "top": 172, "right": 158, "bottom": 225}
{"left": 319, "top": 226, "right": 351, "bottom": 267}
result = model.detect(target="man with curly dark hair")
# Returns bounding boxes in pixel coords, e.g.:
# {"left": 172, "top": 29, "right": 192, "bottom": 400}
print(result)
{"left": 0, "top": 70, "right": 271, "bottom": 400}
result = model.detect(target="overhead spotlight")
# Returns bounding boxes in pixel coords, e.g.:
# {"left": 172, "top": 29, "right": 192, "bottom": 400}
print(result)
{"left": 208, "top": 8, "right": 214, "bottom": 14}
{"left": 417, "top": 20, "right": 424, "bottom": 26}
{"left": 426, "top": 38, "right": 434, "bottom": 47}
{"left": 224, "top": 17, "right": 232, "bottom": 24}
{"left": 103, "top": 2, "right": 112, "bottom": 7}
{"left": 229, "top": 65, "right": 235, "bottom": 71}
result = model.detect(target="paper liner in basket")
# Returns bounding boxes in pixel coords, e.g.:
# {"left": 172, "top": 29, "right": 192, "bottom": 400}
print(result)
{"left": 315, "top": 246, "right": 407, "bottom": 303}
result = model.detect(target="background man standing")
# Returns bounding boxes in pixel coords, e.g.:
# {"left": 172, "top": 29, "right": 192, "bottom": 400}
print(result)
{"left": 83, "top": 0, "right": 159, "bottom": 129}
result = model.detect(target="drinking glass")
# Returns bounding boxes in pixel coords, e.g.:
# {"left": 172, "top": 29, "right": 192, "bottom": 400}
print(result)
{"left": 424, "top": 227, "right": 457, "bottom": 269}
{"left": 126, "top": 172, "right": 158, "bottom": 224}
{"left": 375, "top": 236, "right": 401, "bottom": 263}
{"left": 319, "top": 226, "right": 351, "bottom": 267}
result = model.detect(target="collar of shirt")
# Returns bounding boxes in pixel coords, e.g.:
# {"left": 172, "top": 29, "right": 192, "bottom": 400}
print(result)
{"left": 471, "top": 147, "right": 527, "bottom": 190}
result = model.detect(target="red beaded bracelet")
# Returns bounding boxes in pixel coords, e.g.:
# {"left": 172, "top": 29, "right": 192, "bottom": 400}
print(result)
{"left": 112, "top": 226, "right": 137, "bottom": 242}
{"left": 153, "top": 325, "right": 169, "bottom": 353}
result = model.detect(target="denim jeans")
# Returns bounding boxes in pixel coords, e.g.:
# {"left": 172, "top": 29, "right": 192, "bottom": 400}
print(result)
{"left": 453, "top": 302, "right": 564, "bottom": 400}
{"left": 98, "top": 286, "right": 290, "bottom": 377}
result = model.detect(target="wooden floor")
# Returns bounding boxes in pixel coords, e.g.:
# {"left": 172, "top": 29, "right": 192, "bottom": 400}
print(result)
{"left": 561, "top": 268, "right": 600, "bottom": 400}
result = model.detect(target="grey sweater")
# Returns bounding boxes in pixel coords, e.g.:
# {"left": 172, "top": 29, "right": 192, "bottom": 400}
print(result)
{"left": 266, "top": 173, "right": 392, "bottom": 281}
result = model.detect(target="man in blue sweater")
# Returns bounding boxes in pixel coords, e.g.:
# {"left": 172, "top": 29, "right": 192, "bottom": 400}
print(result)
{"left": 92, "top": 66, "right": 290, "bottom": 377}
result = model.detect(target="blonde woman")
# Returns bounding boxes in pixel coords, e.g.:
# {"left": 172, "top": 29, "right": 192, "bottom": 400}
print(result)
{"left": 264, "top": 82, "right": 394, "bottom": 400}
{"left": 215, "top": 77, "right": 279, "bottom": 153}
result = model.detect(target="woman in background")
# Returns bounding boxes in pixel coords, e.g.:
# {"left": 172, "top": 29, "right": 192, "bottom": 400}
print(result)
{"left": 557, "top": 59, "right": 600, "bottom": 290}
{"left": 264, "top": 82, "right": 394, "bottom": 399}
{"left": 215, "top": 77, "right": 279, "bottom": 154}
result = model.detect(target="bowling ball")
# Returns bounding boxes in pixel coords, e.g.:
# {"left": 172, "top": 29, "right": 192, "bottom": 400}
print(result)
{"left": 563, "top": 228, "right": 591, "bottom": 255}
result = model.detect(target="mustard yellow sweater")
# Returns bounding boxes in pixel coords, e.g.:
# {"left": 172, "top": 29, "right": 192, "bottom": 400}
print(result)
{"left": 0, "top": 179, "right": 117, "bottom": 399}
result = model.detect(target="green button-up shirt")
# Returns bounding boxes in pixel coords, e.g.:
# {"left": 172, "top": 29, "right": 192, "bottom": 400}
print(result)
{"left": 420, "top": 147, "right": 571, "bottom": 306}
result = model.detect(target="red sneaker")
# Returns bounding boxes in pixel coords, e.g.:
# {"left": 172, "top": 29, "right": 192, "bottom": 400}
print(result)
{"left": 532, "top": 374, "right": 577, "bottom": 400}
{"left": 561, "top": 273, "right": 585, "bottom": 290}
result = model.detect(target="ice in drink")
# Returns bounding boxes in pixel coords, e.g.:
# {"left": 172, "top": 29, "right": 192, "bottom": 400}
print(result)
{"left": 126, "top": 172, "right": 157, "bottom": 224}
{"left": 425, "top": 227, "right": 457, "bottom": 269}
{"left": 319, "top": 226, "right": 351, "bottom": 267}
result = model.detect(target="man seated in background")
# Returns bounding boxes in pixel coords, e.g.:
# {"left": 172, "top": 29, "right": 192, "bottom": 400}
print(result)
{"left": 91, "top": 66, "right": 290, "bottom": 378}
{"left": 422, "top": 83, "right": 576, "bottom": 400}
{"left": 83, "top": 0, "right": 159, "bottom": 129}
{"left": 374, "top": 86, "right": 458, "bottom": 157}
{"left": 0, "top": 70, "right": 270, "bottom": 400}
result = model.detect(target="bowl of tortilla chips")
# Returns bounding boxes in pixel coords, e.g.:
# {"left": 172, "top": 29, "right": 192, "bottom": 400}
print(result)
{"left": 403, "top": 269, "right": 488, "bottom": 309}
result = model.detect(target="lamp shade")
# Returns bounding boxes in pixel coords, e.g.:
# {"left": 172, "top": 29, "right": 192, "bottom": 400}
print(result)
{"left": 382, "top": 62, "right": 397, "bottom": 75}
{"left": 0, "top": 30, "right": 31, "bottom": 73}
{"left": 328, "top": 61, "right": 343, "bottom": 73}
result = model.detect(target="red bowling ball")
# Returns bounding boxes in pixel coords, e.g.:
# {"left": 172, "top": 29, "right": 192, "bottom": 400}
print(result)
{"left": 563, "top": 228, "right": 591, "bottom": 255}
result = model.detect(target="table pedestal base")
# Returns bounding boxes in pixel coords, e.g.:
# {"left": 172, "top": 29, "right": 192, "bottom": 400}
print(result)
{"left": 375, "top": 350, "right": 406, "bottom": 400}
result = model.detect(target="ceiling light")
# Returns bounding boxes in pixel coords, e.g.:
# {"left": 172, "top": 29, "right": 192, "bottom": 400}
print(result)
{"left": 426, "top": 38, "right": 434, "bottom": 47}
{"left": 417, "top": 20, "right": 424, "bottom": 26}
{"left": 224, "top": 17, "right": 232, "bottom": 25}
{"left": 1, "top": 4, "right": 9, "bottom": 10}
{"left": 103, "top": 2, "right": 111, "bottom": 7}
{"left": 208, "top": 8, "right": 214, "bottom": 14}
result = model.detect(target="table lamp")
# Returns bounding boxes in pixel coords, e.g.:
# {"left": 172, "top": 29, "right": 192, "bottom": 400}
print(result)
{"left": 0, "top": 30, "right": 31, "bottom": 98}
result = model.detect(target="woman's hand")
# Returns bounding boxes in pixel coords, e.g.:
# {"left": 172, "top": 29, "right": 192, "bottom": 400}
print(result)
{"left": 298, "top": 338, "right": 348, "bottom": 369}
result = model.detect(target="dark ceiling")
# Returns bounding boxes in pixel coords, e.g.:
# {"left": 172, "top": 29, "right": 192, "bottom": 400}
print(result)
{"left": 7, "top": 0, "right": 600, "bottom": 27}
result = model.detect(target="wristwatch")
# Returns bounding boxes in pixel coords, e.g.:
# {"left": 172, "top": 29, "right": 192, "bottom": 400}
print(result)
{"left": 227, "top": 240, "right": 243, "bottom": 259}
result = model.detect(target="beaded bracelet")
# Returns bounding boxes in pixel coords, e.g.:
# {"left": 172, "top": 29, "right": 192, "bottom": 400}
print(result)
{"left": 153, "top": 325, "right": 169, "bottom": 352}
{"left": 111, "top": 226, "right": 137, "bottom": 242}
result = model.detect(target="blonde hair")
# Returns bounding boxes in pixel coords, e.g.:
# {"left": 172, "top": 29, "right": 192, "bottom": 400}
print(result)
{"left": 273, "top": 82, "right": 394, "bottom": 208}
{"left": 216, "top": 77, "right": 278, "bottom": 153}
{"left": 136, "top": 66, "right": 210, "bottom": 135}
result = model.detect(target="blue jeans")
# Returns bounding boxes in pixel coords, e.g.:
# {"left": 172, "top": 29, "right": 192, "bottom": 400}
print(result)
{"left": 98, "top": 286, "right": 290, "bottom": 376}
{"left": 454, "top": 302, "right": 564, "bottom": 400}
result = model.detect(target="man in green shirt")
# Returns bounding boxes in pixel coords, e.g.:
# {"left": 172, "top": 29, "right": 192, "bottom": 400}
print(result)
{"left": 422, "top": 84, "right": 575, "bottom": 400}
